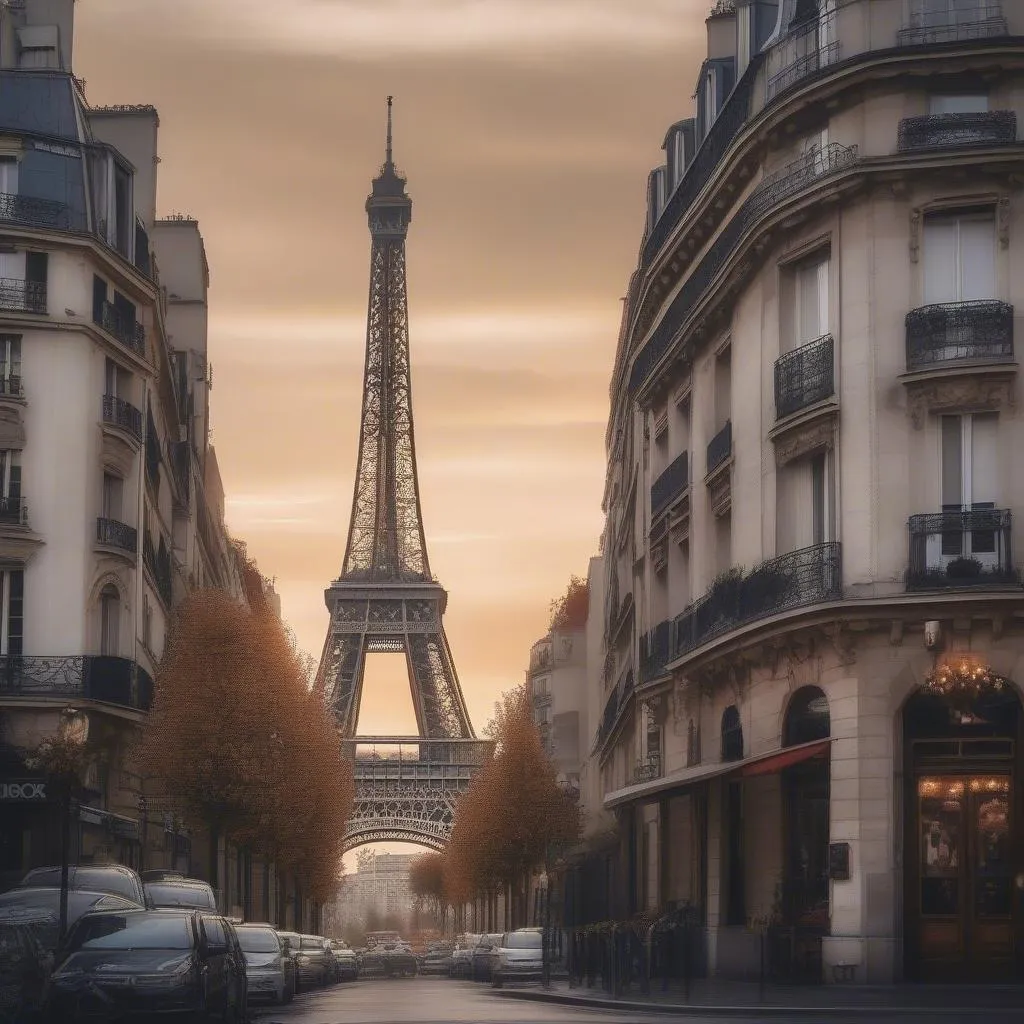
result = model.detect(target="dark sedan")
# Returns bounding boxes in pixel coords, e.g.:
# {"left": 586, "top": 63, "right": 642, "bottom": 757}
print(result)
{"left": 143, "top": 878, "right": 218, "bottom": 910}
{"left": 0, "top": 888, "right": 141, "bottom": 953}
{"left": 17, "top": 864, "right": 147, "bottom": 906}
{"left": 44, "top": 908, "right": 247, "bottom": 1023}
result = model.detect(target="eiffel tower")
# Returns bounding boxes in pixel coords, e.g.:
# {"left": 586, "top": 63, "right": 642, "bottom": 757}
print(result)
{"left": 316, "top": 100, "right": 491, "bottom": 852}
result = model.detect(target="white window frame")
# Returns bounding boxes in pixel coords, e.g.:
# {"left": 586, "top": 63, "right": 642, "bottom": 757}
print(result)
{"left": 794, "top": 253, "right": 830, "bottom": 346}
{"left": 99, "top": 584, "right": 121, "bottom": 656}
{"left": 0, "top": 569, "right": 22, "bottom": 655}
{"left": 0, "top": 157, "right": 18, "bottom": 198}
{"left": 923, "top": 209, "right": 997, "bottom": 305}
{"left": 0, "top": 335, "right": 20, "bottom": 389}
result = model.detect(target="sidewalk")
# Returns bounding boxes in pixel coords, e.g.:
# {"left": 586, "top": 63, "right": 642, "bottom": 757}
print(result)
{"left": 492, "top": 977, "right": 1024, "bottom": 1016}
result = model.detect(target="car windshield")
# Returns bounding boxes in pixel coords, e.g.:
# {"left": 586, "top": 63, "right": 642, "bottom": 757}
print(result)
{"left": 237, "top": 927, "right": 279, "bottom": 952}
{"left": 145, "top": 883, "right": 215, "bottom": 908}
{"left": 21, "top": 867, "right": 137, "bottom": 901}
{"left": 300, "top": 936, "right": 323, "bottom": 949}
{"left": 504, "top": 932, "right": 542, "bottom": 949}
{"left": 65, "top": 913, "right": 193, "bottom": 952}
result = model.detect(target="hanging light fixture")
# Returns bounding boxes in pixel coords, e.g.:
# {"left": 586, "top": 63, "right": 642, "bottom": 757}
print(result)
{"left": 923, "top": 654, "right": 1008, "bottom": 713}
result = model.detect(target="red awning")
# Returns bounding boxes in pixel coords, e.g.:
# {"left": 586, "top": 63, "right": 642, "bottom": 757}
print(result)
{"left": 738, "top": 738, "right": 831, "bottom": 778}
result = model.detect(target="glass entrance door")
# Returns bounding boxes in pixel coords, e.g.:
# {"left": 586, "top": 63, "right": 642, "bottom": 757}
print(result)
{"left": 916, "top": 775, "right": 1013, "bottom": 977}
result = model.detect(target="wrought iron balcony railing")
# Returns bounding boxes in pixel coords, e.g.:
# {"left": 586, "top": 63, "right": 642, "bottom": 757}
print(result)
{"left": 96, "top": 516, "right": 137, "bottom": 554}
{"left": 898, "top": 1, "right": 1007, "bottom": 46}
{"left": 0, "top": 375, "right": 22, "bottom": 398}
{"left": 633, "top": 753, "right": 663, "bottom": 784}
{"left": 97, "top": 300, "right": 145, "bottom": 355}
{"left": 630, "top": 143, "right": 858, "bottom": 395}
{"left": 0, "top": 277, "right": 46, "bottom": 314}
{"left": 0, "top": 191, "right": 70, "bottom": 230}
{"left": 0, "top": 655, "right": 154, "bottom": 712}
{"left": 651, "top": 451, "right": 688, "bottom": 517}
{"left": 640, "top": 619, "right": 671, "bottom": 684}
{"left": 102, "top": 394, "right": 143, "bottom": 439}
{"left": 706, "top": 420, "right": 732, "bottom": 476}
{"left": 672, "top": 542, "right": 842, "bottom": 659}
{"left": 0, "top": 496, "right": 27, "bottom": 526}
{"left": 905, "top": 300, "right": 1013, "bottom": 370}
{"left": 775, "top": 334, "right": 834, "bottom": 419}
{"left": 898, "top": 111, "right": 1017, "bottom": 152}
{"left": 907, "top": 508, "right": 1017, "bottom": 590}
{"left": 766, "top": 11, "right": 839, "bottom": 100}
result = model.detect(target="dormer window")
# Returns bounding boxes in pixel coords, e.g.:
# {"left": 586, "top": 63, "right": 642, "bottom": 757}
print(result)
{"left": 647, "top": 167, "right": 668, "bottom": 231}
{"left": 703, "top": 66, "right": 719, "bottom": 129}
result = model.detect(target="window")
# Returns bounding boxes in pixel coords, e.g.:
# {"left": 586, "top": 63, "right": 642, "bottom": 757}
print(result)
{"left": 941, "top": 413, "right": 997, "bottom": 510}
{"left": 737, "top": 5, "right": 753, "bottom": 71}
{"left": 102, "top": 473, "right": 124, "bottom": 521}
{"left": 924, "top": 210, "right": 996, "bottom": 305}
{"left": 777, "top": 451, "right": 834, "bottom": 554}
{"left": 113, "top": 163, "right": 132, "bottom": 258}
{"left": 0, "top": 248, "right": 25, "bottom": 282}
{"left": 142, "top": 595, "right": 152, "bottom": 651}
{"left": 0, "top": 157, "right": 18, "bottom": 197}
{"left": 721, "top": 705, "right": 743, "bottom": 761}
{"left": 787, "top": 253, "right": 829, "bottom": 348}
{"left": 0, "top": 335, "right": 21, "bottom": 394}
{"left": 802, "top": 128, "right": 829, "bottom": 175}
{"left": 930, "top": 94, "right": 988, "bottom": 115}
{"left": 647, "top": 167, "right": 668, "bottom": 229}
{"left": 714, "top": 345, "right": 731, "bottom": 431}
{"left": 99, "top": 583, "right": 120, "bottom": 655}
{"left": 0, "top": 569, "right": 23, "bottom": 656}
{"left": 93, "top": 276, "right": 108, "bottom": 324}
{"left": 0, "top": 451, "right": 22, "bottom": 517}
{"left": 703, "top": 66, "right": 718, "bottom": 130}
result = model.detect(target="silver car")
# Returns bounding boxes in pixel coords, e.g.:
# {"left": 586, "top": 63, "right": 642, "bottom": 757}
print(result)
{"left": 236, "top": 924, "right": 292, "bottom": 1005}
{"left": 490, "top": 929, "right": 544, "bottom": 986}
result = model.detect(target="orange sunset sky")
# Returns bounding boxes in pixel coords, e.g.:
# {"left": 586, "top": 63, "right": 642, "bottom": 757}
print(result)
{"left": 73, "top": 0, "right": 708, "bottom": 739}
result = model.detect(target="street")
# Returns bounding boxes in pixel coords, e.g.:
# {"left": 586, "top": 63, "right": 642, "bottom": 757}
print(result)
{"left": 248, "top": 976, "right": 1024, "bottom": 1024}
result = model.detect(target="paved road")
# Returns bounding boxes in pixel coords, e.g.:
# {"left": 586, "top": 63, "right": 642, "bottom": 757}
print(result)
{"left": 248, "top": 975, "right": 1024, "bottom": 1024}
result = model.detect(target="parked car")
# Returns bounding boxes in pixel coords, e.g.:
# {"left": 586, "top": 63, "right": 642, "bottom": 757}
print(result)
{"left": 143, "top": 877, "right": 217, "bottom": 910}
{"left": 380, "top": 942, "right": 418, "bottom": 978}
{"left": 17, "top": 864, "right": 147, "bottom": 907}
{"left": 490, "top": 929, "right": 544, "bottom": 987}
{"left": 470, "top": 933, "right": 503, "bottom": 981}
{"left": 275, "top": 930, "right": 302, "bottom": 991}
{"left": 329, "top": 939, "right": 359, "bottom": 981}
{"left": 43, "top": 908, "right": 247, "bottom": 1023}
{"left": 140, "top": 869, "right": 184, "bottom": 883}
{"left": 294, "top": 933, "right": 331, "bottom": 988}
{"left": 236, "top": 922, "right": 293, "bottom": 1005}
{"left": 0, "top": 888, "right": 141, "bottom": 953}
{"left": 449, "top": 933, "right": 480, "bottom": 978}
{"left": 0, "top": 909, "right": 51, "bottom": 1021}
{"left": 419, "top": 942, "right": 453, "bottom": 975}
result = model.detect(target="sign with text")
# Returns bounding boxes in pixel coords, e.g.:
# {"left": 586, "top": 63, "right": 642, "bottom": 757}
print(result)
{"left": 0, "top": 780, "right": 47, "bottom": 801}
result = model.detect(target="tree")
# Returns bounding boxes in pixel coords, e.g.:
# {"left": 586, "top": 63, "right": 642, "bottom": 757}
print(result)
{"left": 549, "top": 574, "right": 589, "bottom": 631}
{"left": 409, "top": 852, "right": 446, "bottom": 927}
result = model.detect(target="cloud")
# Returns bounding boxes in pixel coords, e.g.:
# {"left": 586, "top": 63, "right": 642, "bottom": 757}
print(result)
{"left": 89, "top": 0, "right": 699, "bottom": 58}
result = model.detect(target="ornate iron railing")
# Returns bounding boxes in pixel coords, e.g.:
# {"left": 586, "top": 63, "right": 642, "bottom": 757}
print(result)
{"left": 651, "top": 451, "right": 688, "bottom": 517}
{"left": 98, "top": 300, "right": 145, "bottom": 355}
{"left": 905, "top": 300, "right": 1013, "bottom": 370}
{"left": 0, "top": 277, "right": 45, "bottom": 314}
{"left": 672, "top": 543, "right": 842, "bottom": 659}
{"left": 907, "top": 508, "right": 1016, "bottom": 589}
{"left": 706, "top": 420, "right": 732, "bottom": 476}
{"left": 775, "top": 334, "right": 834, "bottom": 419}
{"left": 0, "top": 375, "right": 21, "bottom": 397}
{"left": 897, "top": 111, "right": 1017, "bottom": 151}
{"left": 96, "top": 516, "right": 137, "bottom": 554}
{"left": 633, "top": 753, "right": 663, "bottom": 784}
{"left": 897, "top": 1, "right": 1007, "bottom": 46}
{"left": 0, "top": 191, "right": 70, "bottom": 230}
{"left": 102, "top": 394, "right": 143, "bottom": 439}
{"left": 640, "top": 619, "right": 671, "bottom": 684}
{"left": 0, "top": 655, "right": 154, "bottom": 712}
{"left": 0, "top": 496, "right": 27, "bottom": 526}
{"left": 766, "top": 12, "right": 839, "bottom": 100}
{"left": 630, "top": 144, "right": 858, "bottom": 395}
{"left": 642, "top": 58, "right": 761, "bottom": 264}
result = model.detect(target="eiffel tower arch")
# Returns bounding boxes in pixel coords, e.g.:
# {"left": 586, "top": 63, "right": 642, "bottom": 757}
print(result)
{"left": 315, "top": 100, "right": 491, "bottom": 853}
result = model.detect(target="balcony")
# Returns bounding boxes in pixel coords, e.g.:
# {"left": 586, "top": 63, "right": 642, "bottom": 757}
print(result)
{"left": 0, "top": 655, "right": 154, "bottom": 712}
{"left": 633, "top": 753, "right": 663, "bottom": 785}
{"left": 0, "top": 496, "right": 27, "bottom": 527}
{"left": 898, "top": 2, "right": 1008, "bottom": 46}
{"left": 596, "top": 667, "right": 634, "bottom": 753}
{"left": 672, "top": 542, "right": 842, "bottom": 659}
{"left": 0, "top": 191, "right": 70, "bottom": 230}
{"left": 96, "top": 517, "right": 137, "bottom": 555}
{"left": 766, "top": 11, "right": 839, "bottom": 101}
{"left": 639, "top": 620, "right": 671, "bottom": 684}
{"left": 898, "top": 111, "right": 1017, "bottom": 152}
{"left": 0, "top": 375, "right": 22, "bottom": 399}
{"left": 102, "top": 394, "right": 143, "bottom": 440}
{"left": 907, "top": 508, "right": 1017, "bottom": 590}
{"left": 775, "top": 334, "right": 835, "bottom": 420}
{"left": 98, "top": 301, "right": 145, "bottom": 356}
{"left": 706, "top": 421, "right": 732, "bottom": 477}
{"left": 0, "top": 278, "right": 45, "bottom": 314}
{"left": 905, "top": 300, "right": 1013, "bottom": 371}
{"left": 651, "top": 451, "right": 688, "bottom": 518}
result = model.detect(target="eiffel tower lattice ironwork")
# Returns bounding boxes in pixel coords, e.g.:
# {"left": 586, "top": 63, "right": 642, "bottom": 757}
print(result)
{"left": 316, "top": 99, "right": 491, "bottom": 852}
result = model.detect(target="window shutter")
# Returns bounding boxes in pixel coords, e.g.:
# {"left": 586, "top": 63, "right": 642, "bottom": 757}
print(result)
{"left": 24, "top": 251, "right": 46, "bottom": 285}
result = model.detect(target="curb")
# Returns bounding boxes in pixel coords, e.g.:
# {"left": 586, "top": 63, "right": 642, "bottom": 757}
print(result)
{"left": 491, "top": 987, "right": 1024, "bottom": 1017}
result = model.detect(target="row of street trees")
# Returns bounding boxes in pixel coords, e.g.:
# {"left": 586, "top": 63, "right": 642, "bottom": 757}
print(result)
{"left": 410, "top": 683, "right": 581, "bottom": 931}
{"left": 140, "top": 557, "right": 353, "bottom": 906}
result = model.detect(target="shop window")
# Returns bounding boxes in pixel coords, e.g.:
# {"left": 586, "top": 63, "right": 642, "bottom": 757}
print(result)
{"left": 784, "top": 686, "right": 831, "bottom": 746}
{"left": 721, "top": 705, "right": 743, "bottom": 761}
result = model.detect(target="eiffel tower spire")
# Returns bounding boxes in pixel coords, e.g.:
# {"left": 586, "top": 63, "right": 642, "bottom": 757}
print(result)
{"left": 315, "top": 99, "right": 475, "bottom": 741}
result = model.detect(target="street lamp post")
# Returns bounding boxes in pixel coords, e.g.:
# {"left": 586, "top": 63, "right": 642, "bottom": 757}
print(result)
{"left": 137, "top": 794, "right": 148, "bottom": 873}
{"left": 538, "top": 870, "right": 551, "bottom": 989}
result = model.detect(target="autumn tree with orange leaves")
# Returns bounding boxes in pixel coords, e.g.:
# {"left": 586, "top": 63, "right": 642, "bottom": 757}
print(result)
{"left": 141, "top": 566, "right": 353, "bottom": 904}
{"left": 443, "top": 685, "right": 580, "bottom": 928}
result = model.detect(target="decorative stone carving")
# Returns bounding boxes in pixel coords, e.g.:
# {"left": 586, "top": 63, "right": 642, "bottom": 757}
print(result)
{"left": 906, "top": 373, "right": 1016, "bottom": 429}
{"left": 773, "top": 416, "right": 836, "bottom": 467}
{"left": 998, "top": 195, "right": 1010, "bottom": 249}
{"left": 909, "top": 207, "right": 921, "bottom": 263}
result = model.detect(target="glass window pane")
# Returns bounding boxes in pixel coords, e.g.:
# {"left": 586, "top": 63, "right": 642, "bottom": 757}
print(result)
{"left": 959, "top": 216, "right": 996, "bottom": 301}
{"left": 924, "top": 218, "right": 958, "bottom": 304}
{"left": 941, "top": 416, "right": 963, "bottom": 508}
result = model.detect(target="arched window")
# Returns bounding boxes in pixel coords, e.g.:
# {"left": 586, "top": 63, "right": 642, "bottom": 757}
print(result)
{"left": 783, "top": 686, "right": 830, "bottom": 747}
{"left": 99, "top": 583, "right": 120, "bottom": 656}
{"left": 721, "top": 705, "right": 743, "bottom": 761}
